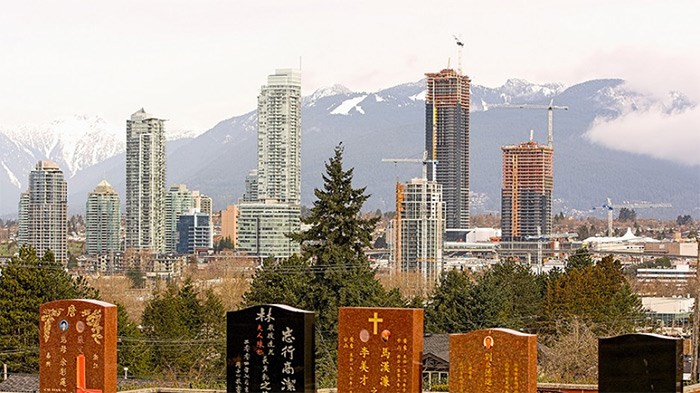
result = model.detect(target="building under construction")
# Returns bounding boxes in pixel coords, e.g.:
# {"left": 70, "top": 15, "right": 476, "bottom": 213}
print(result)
{"left": 425, "top": 68, "right": 471, "bottom": 230}
{"left": 501, "top": 139, "right": 553, "bottom": 241}
{"left": 388, "top": 177, "right": 445, "bottom": 282}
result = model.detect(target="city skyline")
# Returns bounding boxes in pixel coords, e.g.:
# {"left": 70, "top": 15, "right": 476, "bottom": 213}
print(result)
{"left": 0, "top": 0, "right": 696, "bottom": 137}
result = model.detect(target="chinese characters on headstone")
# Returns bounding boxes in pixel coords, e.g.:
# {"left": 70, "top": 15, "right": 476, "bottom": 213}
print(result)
{"left": 227, "top": 304, "right": 315, "bottom": 393}
{"left": 450, "top": 328, "right": 537, "bottom": 393}
{"left": 337, "top": 307, "right": 423, "bottom": 393}
{"left": 39, "top": 299, "right": 117, "bottom": 393}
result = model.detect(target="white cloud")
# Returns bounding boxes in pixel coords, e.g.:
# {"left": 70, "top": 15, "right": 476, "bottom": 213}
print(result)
{"left": 585, "top": 105, "right": 700, "bottom": 166}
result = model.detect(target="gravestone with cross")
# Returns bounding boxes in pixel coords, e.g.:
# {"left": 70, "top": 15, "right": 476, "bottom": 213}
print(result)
{"left": 337, "top": 307, "right": 423, "bottom": 393}
{"left": 39, "top": 299, "right": 117, "bottom": 393}
{"left": 449, "top": 328, "right": 537, "bottom": 393}
{"left": 599, "top": 333, "right": 683, "bottom": 393}
{"left": 226, "top": 304, "right": 315, "bottom": 393}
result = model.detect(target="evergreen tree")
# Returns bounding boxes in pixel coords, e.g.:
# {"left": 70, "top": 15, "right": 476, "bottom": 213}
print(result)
{"left": 0, "top": 246, "right": 98, "bottom": 372}
{"left": 469, "top": 262, "right": 544, "bottom": 331}
{"left": 289, "top": 143, "right": 378, "bottom": 264}
{"left": 126, "top": 267, "right": 146, "bottom": 289}
{"left": 141, "top": 279, "right": 225, "bottom": 384}
{"left": 245, "top": 144, "right": 404, "bottom": 387}
{"left": 426, "top": 263, "right": 544, "bottom": 334}
{"left": 545, "top": 255, "right": 642, "bottom": 335}
{"left": 565, "top": 247, "right": 594, "bottom": 272}
{"left": 244, "top": 255, "right": 314, "bottom": 307}
{"left": 425, "top": 269, "right": 476, "bottom": 333}
{"left": 117, "top": 304, "right": 152, "bottom": 378}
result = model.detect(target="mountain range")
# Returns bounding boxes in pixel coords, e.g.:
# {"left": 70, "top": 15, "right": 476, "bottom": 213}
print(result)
{"left": 1, "top": 78, "right": 698, "bottom": 219}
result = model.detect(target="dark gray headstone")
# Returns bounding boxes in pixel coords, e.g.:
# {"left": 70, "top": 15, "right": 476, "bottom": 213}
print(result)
{"left": 599, "top": 333, "right": 682, "bottom": 393}
{"left": 227, "top": 304, "right": 315, "bottom": 393}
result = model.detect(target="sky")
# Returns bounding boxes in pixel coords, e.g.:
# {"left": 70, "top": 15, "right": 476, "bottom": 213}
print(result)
{"left": 1, "top": 0, "right": 698, "bottom": 154}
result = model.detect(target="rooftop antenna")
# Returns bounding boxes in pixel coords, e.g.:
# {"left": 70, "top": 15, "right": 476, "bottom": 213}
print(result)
{"left": 453, "top": 35, "right": 464, "bottom": 74}
{"left": 529, "top": 129, "right": 534, "bottom": 142}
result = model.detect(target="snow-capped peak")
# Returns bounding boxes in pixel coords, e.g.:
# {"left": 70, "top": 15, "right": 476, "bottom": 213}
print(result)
{"left": 0, "top": 114, "right": 125, "bottom": 177}
{"left": 303, "top": 84, "right": 353, "bottom": 106}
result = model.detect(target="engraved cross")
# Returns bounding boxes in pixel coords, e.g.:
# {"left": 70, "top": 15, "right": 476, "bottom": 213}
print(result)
{"left": 368, "top": 312, "right": 383, "bottom": 335}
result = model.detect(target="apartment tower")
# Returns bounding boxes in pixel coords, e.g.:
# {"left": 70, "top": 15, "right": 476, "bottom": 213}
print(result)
{"left": 164, "top": 184, "right": 193, "bottom": 253}
{"left": 85, "top": 180, "right": 121, "bottom": 255}
{"left": 256, "top": 69, "right": 302, "bottom": 204}
{"left": 425, "top": 68, "right": 471, "bottom": 230}
{"left": 125, "top": 108, "right": 166, "bottom": 252}
{"left": 396, "top": 177, "right": 445, "bottom": 282}
{"left": 501, "top": 139, "right": 554, "bottom": 241}
{"left": 18, "top": 160, "right": 68, "bottom": 263}
{"left": 238, "top": 69, "right": 302, "bottom": 259}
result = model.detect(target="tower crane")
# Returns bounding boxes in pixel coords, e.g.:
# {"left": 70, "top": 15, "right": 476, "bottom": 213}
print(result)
{"left": 496, "top": 99, "right": 568, "bottom": 148}
{"left": 524, "top": 230, "right": 578, "bottom": 273}
{"left": 593, "top": 197, "right": 672, "bottom": 237}
{"left": 453, "top": 35, "right": 464, "bottom": 75}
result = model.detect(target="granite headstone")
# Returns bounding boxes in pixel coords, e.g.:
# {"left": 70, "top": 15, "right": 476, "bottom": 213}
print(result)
{"left": 599, "top": 333, "right": 683, "bottom": 393}
{"left": 337, "top": 307, "right": 423, "bottom": 393}
{"left": 39, "top": 299, "right": 117, "bottom": 393}
{"left": 449, "top": 328, "right": 537, "bottom": 393}
{"left": 226, "top": 304, "right": 315, "bottom": 393}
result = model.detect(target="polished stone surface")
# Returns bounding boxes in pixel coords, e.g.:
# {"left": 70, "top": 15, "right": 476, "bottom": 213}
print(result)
{"left": 39, "top": 299, "right": 117, "bottom": 393}
{"left": 599, "top": 333, "right": 682, "bottom": 393}
{"left": 227, "top": 304, "right": 315, "bottom": 393}
{"left": 337, "top": 307, "right": 423, "bottom": 393}
{"left": 450, "top": 328, "right": 537, "bottom": 393}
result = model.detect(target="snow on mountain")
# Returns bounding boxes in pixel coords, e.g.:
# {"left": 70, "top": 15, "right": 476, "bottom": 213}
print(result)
{"left": 1, "top": 77, "right": 697, "bottom": 218}
{"left": 330, "top": 95, "right": 368, "bottom": 115}
{"left": 1, "top": 161, "right": 21, "bottom": 189}
{"left": 303, "top": 84, "right": 353, "bottom": 106}
{"left": 0, "top": 115, "right": 124, "bottom": 177}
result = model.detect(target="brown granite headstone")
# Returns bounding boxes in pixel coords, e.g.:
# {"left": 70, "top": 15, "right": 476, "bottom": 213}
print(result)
{"left": 39, "top": 299, "right": 117, "bottom": 393}
{"left": 450, "top": 328, "right": 537, "bottom": 393}
{"left": 337, "top": 307, "right": 423, "bottom": 393}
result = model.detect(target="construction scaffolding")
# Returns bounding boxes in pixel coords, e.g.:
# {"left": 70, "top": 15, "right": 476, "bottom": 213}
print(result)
{"left": 501, "top": 140, "right": 554, "bottom": 241}
{"left": 425, "top": 68, "right": 471, "bottom": 230}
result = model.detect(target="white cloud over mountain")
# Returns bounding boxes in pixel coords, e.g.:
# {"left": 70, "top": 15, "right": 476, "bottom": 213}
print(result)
{"left": 586, "top": 104, "right": 699, "bottom": 166}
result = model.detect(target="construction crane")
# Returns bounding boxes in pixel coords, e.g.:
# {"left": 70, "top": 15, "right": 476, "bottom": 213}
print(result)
{"left": 524, "top": 230, "right": 579, "bottom": 272}
{"left": 453, "top": 35, "right": 464, "bottom": 75}
{"left": 593, "top": 197, "right": 673, "bottom": 237}
{"left": 496, "top": 99, "right": 568, "bottom": 148}
{"left": 381, "top": 152, "right": 438, "bottom": 279}
{"left": 382, "top": 151, "right": 438, "bottom": 181}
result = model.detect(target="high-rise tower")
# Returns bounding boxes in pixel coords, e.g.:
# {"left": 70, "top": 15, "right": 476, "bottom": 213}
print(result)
{"left": 501, "top": 139, "right": 554, "bottom": 241}
{"left": 125, "top": 108, "right": 166, "bottom": 252}
{"left": 85, "top": 180, "right": 121, "bottom": 255}
{"left": 164, "top": 184, "right": 193, "bottom": 253}
{"left": 425, "top": 68, "right": 471, "bottom": 229}
{"left": 18, "top": 160, "right": 67, "bottom": 262}
{"left": 396, "top": 177, "right": 444, "bottom": 282}
{"left": 238, "top": 69, "right": 302, "bottom": 259}
{"left": 256, "top": 69, "right": 302, "bottom": 205}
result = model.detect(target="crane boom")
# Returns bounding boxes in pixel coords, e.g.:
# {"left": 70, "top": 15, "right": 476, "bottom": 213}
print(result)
{"left": 596, "top": 197, "right": 672, "bottom": 236}
{"left": 494, "top": 99, "right": 568, "bottom": 147}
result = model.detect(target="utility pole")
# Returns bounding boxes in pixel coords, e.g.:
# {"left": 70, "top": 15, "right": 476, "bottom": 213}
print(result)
{"left": 692, "top": 239, "right": 700, "bottom": 383}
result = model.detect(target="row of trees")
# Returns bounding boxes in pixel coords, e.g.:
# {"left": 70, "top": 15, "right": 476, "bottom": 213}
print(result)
{"left": 0, "top": 145, "right": 645, "bottom": 386}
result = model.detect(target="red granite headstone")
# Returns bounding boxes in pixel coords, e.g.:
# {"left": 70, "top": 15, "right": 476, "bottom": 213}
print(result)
{"left": 337, "top": 307, "right": 423, "bottom": 393}
{"left": 450, "top": 328, "right": 537, "bottom": 393}
{"left": 39, "top": 299, "right": 117, "bottom": 393}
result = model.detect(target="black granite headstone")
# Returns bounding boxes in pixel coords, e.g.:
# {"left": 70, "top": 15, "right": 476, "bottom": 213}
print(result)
{"left": 599, "top": 333, "right": 682, "bottom": 393}
{"left": 227, "top": 304, "right": 315, "bottom": 393}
